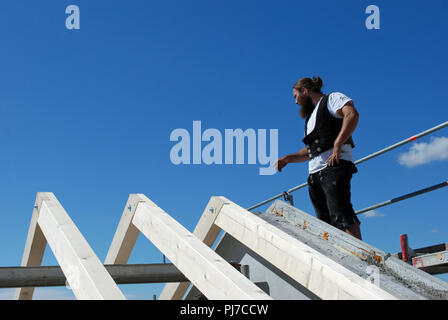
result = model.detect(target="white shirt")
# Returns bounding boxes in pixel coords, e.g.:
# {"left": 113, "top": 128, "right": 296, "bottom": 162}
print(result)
{"left": 306, "top": 92, "right": 354, "bottom": 174}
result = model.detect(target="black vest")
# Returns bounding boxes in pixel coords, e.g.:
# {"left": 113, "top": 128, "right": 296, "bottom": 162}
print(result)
{"left": 302, "top": 93, "right": 355, "bottom": 158}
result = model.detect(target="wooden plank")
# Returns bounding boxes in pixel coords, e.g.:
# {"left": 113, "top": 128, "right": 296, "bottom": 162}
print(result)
{"left": 132, "top": 196, "right": 271, "bottom": 300}
{"left": 14, "top": 193, "right": 52, "bottom": 300}
{"left": 36, "top": 193, "right": 125, "bottom": 300}
{"left": 104, "top": 194, "right": 149, "bottom": 264}
{"left": 159, "top": 196, "right": 229, "bottom": 300}
{"left": 394, "top": 243, "right": 448, "bottom": 260}
{"left": 413, "top": 251, "right": 448, "bottom": 270}
{"left": 414, "top": 243, "right": 448, "bottom": 254}
{"left": 215, "top": 199, "right": 398, "bottom": 300}
{"left": 419, "top": 263, "right": 448, "bottom": 275}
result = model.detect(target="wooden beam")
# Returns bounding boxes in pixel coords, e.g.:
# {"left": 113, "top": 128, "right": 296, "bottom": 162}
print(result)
{"left": 36, "top": 193, "right": 125, "bottom": 300}
{"left": 14, "top": 193, "right": 51, "bottom": 300}
{"left": 104, "top": 194, "right": 148, "bottom": 264}
{"left": 215, "top": 199, "right": 397, "bottom": 300}
{"left": 132, "top": 195, "right": 271, "bottom": 300}
{"left": 413, "top": 251, "right": 448, "bottom": 272}
{"left": 394, "top": 243, "right": 448, "bottom": 261}
{"left": 418, "top": 263, "right": 448, "bottom": 275}
{"left": 159, "top": 196, "right": 229, "bottom": 300}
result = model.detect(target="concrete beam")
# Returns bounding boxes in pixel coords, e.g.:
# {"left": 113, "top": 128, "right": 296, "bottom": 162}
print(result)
{"left": 268, "top": 200, "right": 387, "bottom": 265}
{"left": 215, "top": 198, "right": 397, "bottom": 300}
{"left": 270, "top": 200, "right": 448, "bottom": 299}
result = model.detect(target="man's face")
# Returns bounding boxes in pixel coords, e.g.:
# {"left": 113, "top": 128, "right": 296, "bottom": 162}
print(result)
{"left": 293, "top": 88, "right": 314, "bottom": 119}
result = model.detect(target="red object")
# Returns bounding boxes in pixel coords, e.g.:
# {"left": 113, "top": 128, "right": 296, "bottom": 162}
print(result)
{"left": 410, "top": 136, "right": 418, "bottom": 141}
{"left": 400, "top": 234, "right": 409, "bottom": 262}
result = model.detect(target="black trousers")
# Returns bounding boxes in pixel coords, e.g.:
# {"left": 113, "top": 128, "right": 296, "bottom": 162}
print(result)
{"left": 307, "top": 160, "right": 360, "bottom": 230}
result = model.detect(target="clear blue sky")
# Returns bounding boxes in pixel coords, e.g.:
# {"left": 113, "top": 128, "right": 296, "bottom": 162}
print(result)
{"left": 0, "top": 0, "right": 447, "bottom": 299}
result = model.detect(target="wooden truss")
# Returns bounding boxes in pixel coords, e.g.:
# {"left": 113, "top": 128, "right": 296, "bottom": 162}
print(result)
{"left": 160, "top": 197, "right": 397, "bottom": 300}
{"left": 15, "top": 192, "right": 401, "bottom": 300}
{"left": 14, "top": 193, "right": 125, "bottom": 300}
{"left": 105, "top": 194, "right": 270, "bottom": 300}
{"left": 15, "top": 193, "right": 270, "bottom": 300}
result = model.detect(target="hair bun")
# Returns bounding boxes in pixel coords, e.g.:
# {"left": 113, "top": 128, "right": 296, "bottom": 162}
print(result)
{"left": 311, "top": 76, "right": 323, "bottom": 91}
{"left": 292, "top": 76, "right": 324, "bottom": 93}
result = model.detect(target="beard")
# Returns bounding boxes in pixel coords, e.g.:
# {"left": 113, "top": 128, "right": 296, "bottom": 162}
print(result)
{"left": 299, "top": 95, "right": 315, "bottom": 119}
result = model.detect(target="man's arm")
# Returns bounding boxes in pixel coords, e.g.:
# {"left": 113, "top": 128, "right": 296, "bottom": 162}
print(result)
{"left": 275, "top": 147, "right": 310, "bottom": 172}
{"left": 327, "top": 102, "right": 359, "bottom": 166}
{"left": 335, "top": 101, "right": 359, "bottom": 145}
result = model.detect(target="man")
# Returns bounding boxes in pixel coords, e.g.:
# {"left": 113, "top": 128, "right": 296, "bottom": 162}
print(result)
{"left": 275, "top": 76, "right": 362, "bottom": 240}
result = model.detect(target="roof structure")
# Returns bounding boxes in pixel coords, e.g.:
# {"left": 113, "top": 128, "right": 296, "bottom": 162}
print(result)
{"left": 4, "top": 192, "right": 447, "bottom": 300}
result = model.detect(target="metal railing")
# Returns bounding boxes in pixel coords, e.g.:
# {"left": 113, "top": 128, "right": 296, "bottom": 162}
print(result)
{"left": 247, "top": 121, "right": 448, "bottom": 211}
{"left": 355, "top": 181, "right": 448, "bottom": 215}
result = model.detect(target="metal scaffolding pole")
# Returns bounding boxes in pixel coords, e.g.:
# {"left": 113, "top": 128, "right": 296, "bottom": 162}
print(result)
{"left": 0, "top": 263, "right": 188, "bottom": 288}
{"left": 355, "top": 181, "right": 448, "bottom": 215}
{"left": 248, "top": 121, "right": 448, "bottom": 211}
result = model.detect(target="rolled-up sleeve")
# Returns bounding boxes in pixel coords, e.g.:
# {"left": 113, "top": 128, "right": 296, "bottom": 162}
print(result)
{"left": 328, "top": 92, "right": 353, "bottom": 119}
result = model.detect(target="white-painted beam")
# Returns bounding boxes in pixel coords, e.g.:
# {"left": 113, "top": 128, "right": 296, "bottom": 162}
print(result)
{"left": 159, "top": 196, "right": 229, "bottom": 300}
{"left": 36, "top": 193, "right": 125, "bottom": 300}
{"left": 14, "top": 193, "right": 51, "bottom": 300}
{"left": 132, "top": 196, "right": 271, "bottom": 300}
{"left": 215, "top": 199, "right": 397, "bottom": 300}
{"left": 104, "top": 194, "right": 147, "bottom": 264}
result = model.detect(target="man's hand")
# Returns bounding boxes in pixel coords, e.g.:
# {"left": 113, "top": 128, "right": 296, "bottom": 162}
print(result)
{"left": 275, "top": 148, "right": 311, "bottom": 172}
{"left": 326, "top": 142, "right": 342, "bottom": 166}
{"left": 274, "top": 156, "right": 289, "bottom": 172}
